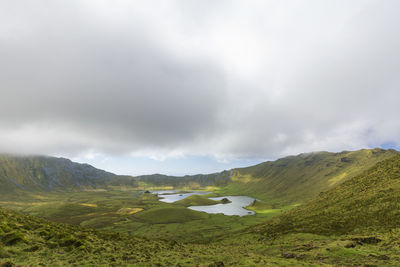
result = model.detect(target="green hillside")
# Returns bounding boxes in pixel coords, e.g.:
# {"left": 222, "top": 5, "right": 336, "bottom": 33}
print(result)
{"left": 135, "top": 171, "right": 232, "bottom": 189}
{"left": 0, "top": 155, "right": 140, "bottom": 194}
{"left": 254, "top": 152, "right": 400, "bottom": 237}
{"left": 221, "top": 148, "right": 398, "bottom": 204}
{"left": 1, "top": 149, "right": 396, "bottom": 207}
{"left": 135, "top": 149, "right": 398, "bottom": 206}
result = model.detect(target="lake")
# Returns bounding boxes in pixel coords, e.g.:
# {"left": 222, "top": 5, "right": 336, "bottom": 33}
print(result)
{"left": 152, "top": 191, "right": 255, "bottom": 216}
{"left": 188, "top": 196, "right": 255, "bottom": 216}
{"left": 152, "top": 190, "right": 210, "bottom": 203}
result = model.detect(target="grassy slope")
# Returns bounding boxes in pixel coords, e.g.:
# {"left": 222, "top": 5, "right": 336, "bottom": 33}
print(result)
{"left": 0, "top": 206, "right": 186, "bottom": 266}
{"left": 0, "top": 155, "right": 131, "bottom": 194}
{"left": 135, "top": 149, "right": 398, "bottom": 208}
{"left": 221, "top": 148, "right": 398, "bottom": 205}
{"left": 2, "top": 201, "right": 400, "bottom": 266}
{"left": 0, "top": 205, "right": 332, "bottom": 266}
{"left": 254, "top": 153, "right": 400, "bottom": 237}
{"left": 133, "top": 206, "right": 209, "bottom": 224}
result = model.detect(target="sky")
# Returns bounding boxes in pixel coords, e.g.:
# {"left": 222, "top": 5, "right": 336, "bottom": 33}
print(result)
{"left": 1, "top": 0, "right": 400, "bottom": 176}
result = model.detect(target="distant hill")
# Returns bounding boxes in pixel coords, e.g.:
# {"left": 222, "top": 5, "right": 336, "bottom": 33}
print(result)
{"left": 139, "top": 148, "right": 398, "bottom": 204}
{"left": 254, "top": 152, "right": 400, "bottom": 237}
{"left": 217, "top": 148, "right": 398, "bottom": 203}
{"left": 135, "top": 171, "right": 232, "bottom": 188}
{"left": 0, "top": 155, "right": 135, "bottom": 193}
{"left": 0, "top": 154, "right": 227, "bottom": 194}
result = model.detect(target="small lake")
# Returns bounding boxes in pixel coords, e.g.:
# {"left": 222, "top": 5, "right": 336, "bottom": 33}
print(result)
{"left": 151, "top": 191, "right": 255, "bottom": 216}
{"left": 188, "top": 196, "right": 255, "bottom": 216}
{"left": 152, "top": 190, "right": 210, "bottom": 203}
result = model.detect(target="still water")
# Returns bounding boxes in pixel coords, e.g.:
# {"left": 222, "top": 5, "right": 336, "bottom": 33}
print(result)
{"left": 152, "top": 191, "right": 255, "bottom": 216}
{"left": 152, "top": 190, "right": 210, "bottom": 203}
{"left": 188, "top": 196, "right": 255, "bottom": 216}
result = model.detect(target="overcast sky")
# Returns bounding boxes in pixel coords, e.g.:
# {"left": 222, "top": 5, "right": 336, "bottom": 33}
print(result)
{"left": 1, "top": 0, "right": 400, "bottom": 175}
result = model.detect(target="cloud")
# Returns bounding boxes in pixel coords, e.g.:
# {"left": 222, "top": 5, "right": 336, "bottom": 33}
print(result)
{"left": 0, "top": 0, "right": 400, "bottom": 161}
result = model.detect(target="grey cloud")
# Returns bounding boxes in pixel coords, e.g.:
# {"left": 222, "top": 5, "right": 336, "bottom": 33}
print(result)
{"left": 0, "top": 0, "right": 400, "bottom": 160}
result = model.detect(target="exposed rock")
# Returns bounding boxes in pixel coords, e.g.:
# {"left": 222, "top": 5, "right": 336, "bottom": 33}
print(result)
{"left": 296, "top": 254, "right": 306, "bottom": 260}
{"left": 341, "top": 157, "right": 353, "bottom": 163}
{"left": 344, "top": 242, "right": 356, "bottom": 248}
{"left": 369, "top": 254, "right": 390, "bottom": 260}
{"left": 221, "top": 198, "right": 231, "bottom": 204}
{"left": 351, "top": 237, "right": 382, "bottom": 244}
{"left": 208, "top": 262, "right": 225, "bottom": 267}
{"left": 281, "top": 252, "right": 295, "bottom": 258}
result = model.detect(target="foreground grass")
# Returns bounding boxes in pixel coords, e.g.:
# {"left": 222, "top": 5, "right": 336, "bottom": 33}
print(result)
{"left": 2, "top": 204, "right": 400, "bottom": 266}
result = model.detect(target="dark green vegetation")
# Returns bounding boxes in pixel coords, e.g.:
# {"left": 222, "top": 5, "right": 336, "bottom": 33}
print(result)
{"left": 1, "top": 148, "right": 400, "bottom": 266}
{"left": 0, "top": 155, "right": 135, "bottom": 194}
{"left": 174, "top": 195, "right": 229, "bottom": 206}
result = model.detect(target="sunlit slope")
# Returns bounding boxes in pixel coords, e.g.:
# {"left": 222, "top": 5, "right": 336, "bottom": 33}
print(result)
{"left": 254, "top": 152, "right": 400, "bottom": 237}
{"left": 224, "top": 148, "right": 397, "bottom": 203}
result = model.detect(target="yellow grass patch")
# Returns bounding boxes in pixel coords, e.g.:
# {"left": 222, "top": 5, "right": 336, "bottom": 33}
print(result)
{"left": 117, "top": 208, "right": 143, "bottom": 215}
{"left": 328, "top": 172, "right": 347, "bottom": 186}
{"left": 80, "top": 203, "right": 98, "bottom": 207}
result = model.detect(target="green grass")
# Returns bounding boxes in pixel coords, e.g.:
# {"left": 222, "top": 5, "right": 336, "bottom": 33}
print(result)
{"left": 132, "top": 206, "right": 209, "bottom": 223}
{"left": 253, "top": 153, "right": 400, "bottom": 238}
{"left": 245, "top": 200, "right": 297, "bottom": 215}
{"left": 3, "top": 204, "right": 400, "bottom": 266}
{"left": 221, "top": 148, "right": 398, "bottom": 205}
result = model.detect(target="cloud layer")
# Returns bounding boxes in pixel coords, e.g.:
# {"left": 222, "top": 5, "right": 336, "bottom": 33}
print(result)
{"left": 1, "top": 0, "right": 400, "bottom": 161}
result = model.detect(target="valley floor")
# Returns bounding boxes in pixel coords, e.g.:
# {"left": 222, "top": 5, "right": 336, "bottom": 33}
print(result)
{"left": 0, "top": 189, "right": 289, "bottom": 243}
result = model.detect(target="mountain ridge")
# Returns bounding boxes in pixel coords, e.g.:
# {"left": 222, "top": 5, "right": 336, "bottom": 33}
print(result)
{"left": 0, "top": 148, "right": 398, "bottom": 205}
